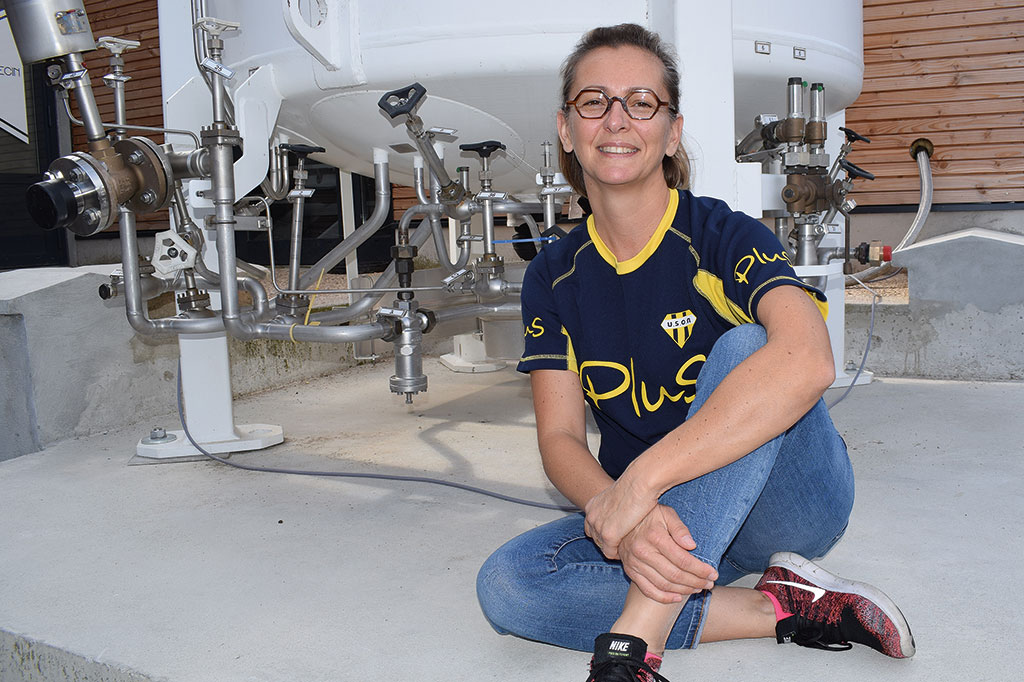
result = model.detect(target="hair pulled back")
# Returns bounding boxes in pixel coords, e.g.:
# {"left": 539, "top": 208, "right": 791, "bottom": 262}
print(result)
{"left": 558, "top": 23, "right": 691, "bottom": 197}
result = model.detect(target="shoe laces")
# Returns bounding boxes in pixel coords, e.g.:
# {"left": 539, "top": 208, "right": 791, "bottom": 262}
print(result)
{"left": 587, "top": 659, "right": 670, "bottom": 682}
{"left": 785, "top": 615, "right": 854, "bottom": 652}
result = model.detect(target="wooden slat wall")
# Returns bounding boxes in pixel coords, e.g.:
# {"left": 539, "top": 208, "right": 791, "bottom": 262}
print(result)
{"left": 846, "top": 0, "right": 1024, "bottom": 206}
{"left": 70, "top": 0, "right": 165, "bottom": 231}
{"left": 392, "top": 185, "right": 419, "bottom": 220}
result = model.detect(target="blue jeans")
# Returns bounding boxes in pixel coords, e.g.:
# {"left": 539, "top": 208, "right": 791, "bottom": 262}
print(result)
{"left": 476, "top": 324, "right": 854, "bottom": 652}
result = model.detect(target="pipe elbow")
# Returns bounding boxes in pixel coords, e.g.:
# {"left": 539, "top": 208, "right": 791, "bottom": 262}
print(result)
{"left": 125, "top": 309, "right": 160, "bottom": 336}
{"left": 222, "top": 314, "right": 258, "bottom": 341}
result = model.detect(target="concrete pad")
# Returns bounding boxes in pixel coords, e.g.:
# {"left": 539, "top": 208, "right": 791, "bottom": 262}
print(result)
{"left": 1, "top": 360, "right": 1022, "bottom": 681}
{"left": 893, "top": 228, "right": 1024, "bottom": 313}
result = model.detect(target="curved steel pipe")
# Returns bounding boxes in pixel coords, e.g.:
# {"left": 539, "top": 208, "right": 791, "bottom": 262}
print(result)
{"left": 851, "top": 144, "right": 933, "bottom": 282}
{"left": 429, "top": 212, "right": 472, "bottom": 273}
{"left": 299, "top": 160, "right": 391, "bottom": 289}
{"left": 261, "top": 145, "right": 290, "bottom": 201}
{"left": 896, "top": 147, "right": 934, "bottom": 251}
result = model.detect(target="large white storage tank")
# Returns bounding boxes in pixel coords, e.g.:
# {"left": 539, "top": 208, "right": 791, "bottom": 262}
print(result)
{"left": 160, "top": 0, "right": 863, "bottom": 208}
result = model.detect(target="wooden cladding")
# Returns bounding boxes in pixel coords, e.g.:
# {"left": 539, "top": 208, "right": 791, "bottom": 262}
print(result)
{"left": 70, "top": 0, "right": 165, "bottom": 231}
{"left": 846, "top": 0, "right": 1024, "bottom": 206}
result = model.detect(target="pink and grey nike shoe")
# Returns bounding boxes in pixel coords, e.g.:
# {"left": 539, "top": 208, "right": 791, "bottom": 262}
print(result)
{"left": 755, "top": 551, "right": 916, "bottom": 659}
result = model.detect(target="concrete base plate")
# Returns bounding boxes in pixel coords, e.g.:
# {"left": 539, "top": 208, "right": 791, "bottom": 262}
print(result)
{"left": 832, "top": 367, "right": 874, "bottom": 389}
{"left": 134, "top": 423, "right": 284, "bottom": 460}
{"left": 439, "top": 352, "right": 506, "bottom": 373}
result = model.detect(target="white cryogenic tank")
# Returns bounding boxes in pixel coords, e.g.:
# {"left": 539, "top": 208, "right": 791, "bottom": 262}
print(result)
{"left": 160, "top": 0, "right": 863, "bottom": 203}
{"left": 732, "top": 0, "right": 863, "bottom": 139}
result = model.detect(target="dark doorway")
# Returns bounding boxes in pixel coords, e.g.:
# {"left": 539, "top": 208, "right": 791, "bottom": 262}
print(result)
{"left": 0, "top": 63, "right": 64, "bottom": 270}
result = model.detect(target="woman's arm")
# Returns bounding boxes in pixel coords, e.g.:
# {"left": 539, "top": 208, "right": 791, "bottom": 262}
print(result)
{"left": 530, "top": 368, "right": 613, "bottom": 509}
{"left": 585, "top": 285, "right": 836, "bottom": 557}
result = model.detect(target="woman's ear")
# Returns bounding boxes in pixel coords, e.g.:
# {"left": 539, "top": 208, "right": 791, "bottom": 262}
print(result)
{"left": 665, "top": 113, "right": 683, "bottom": 157}
{"left": 556, "top": 109, "right": 574, "bottom": 153}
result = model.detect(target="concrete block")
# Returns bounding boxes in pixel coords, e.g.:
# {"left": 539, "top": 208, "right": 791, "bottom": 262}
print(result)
{"left": 1, "top": 630, "right": 155, "bottom": 682}
{"left": 0, "top": 267, "right": 369, "bottom": 458}
{"left": 843, "top": 229, "right": 1024, "bottom": 381}
{"left": 893, "top": 228, "right": 1024, "bottom": 313}
{"left": 0, "top": 314, "right": 40, "bottom": 461}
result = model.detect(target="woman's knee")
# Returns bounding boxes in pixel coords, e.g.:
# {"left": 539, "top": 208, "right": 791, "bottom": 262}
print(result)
{"left": 713, "top": 324, "right": 767, "bottom": 359}
{"left": 696, "top": 324, "right": 767, "bottom": 396}
{"left": 476, "top": 539, "right": 546, "bottom": 634}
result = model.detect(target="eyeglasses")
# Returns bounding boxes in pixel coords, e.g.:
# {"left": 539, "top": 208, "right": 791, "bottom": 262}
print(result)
{"left": 565, "top": 88, "right": 674, "bottom": 120}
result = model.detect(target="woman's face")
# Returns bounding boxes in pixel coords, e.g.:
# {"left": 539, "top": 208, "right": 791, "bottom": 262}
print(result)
{"left": 557, "top": 45, "right": 683, "bottom": 197}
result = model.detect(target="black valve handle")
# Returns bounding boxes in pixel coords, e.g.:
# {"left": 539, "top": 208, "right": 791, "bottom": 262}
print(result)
{"left": 840, "top": 158, "right": 875, "bottom": 181}
{"left": 281, "top": 143, "right": 326, "bottom": 158}
{"left": 839, "top": 126, "right": 871, "bottom": 144}
{"left": 459, "top": 140, "right": 507, "bottom": 158}
{"left": 378, "top": 82, "right": 427, "bottom": 119}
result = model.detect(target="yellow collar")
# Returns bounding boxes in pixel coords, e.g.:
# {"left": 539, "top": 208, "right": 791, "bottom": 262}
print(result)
{"left": 587, "top": 189, "right": 679, "bottom": 275}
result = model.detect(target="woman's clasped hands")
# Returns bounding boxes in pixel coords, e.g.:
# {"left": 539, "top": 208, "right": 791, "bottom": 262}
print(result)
{"left": 584, "top": 476, "right": 719, "bottom": 604}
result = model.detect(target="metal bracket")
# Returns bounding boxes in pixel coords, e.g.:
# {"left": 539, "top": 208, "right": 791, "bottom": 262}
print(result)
{"left": 152, "top": 229, "right": 198, "bottom": 275}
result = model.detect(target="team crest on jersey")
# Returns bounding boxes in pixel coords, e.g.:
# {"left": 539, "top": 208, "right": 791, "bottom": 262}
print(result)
{"left": 661, "top": 311, "right": 697, "bottom": 349}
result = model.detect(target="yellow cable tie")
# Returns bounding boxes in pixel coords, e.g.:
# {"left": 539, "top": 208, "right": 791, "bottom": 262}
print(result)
{"left": 304, "top": 267, "right": 327, "bottom": 326}
{"left": 289, "top": 323, "right": 297, "bottom": 344}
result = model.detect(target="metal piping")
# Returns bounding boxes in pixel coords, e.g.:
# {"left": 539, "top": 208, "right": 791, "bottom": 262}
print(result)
{"left": 896, "top": 147, "right": 934, "bottom": 251}
{"left": 492, "top": 200, "right": 545, "bottom": 214}
{"left": 287, "top": 171, "right": 307, "bottom": 292}
{"left": 210, "top": 135, "right": 391, "bottom": 342}
{"left": 309, "top": 217, "right": 436, "bottom": 324}
{"left": 202, "top": 58, "right": 392, "bottom": 344}
{"left": 168, "top": 147, "right": 210, "bottom": 179}
{"left": 60, "top": 92, "right": 202, "bottom": 147}
{"left": 429, "top": 211, "right": 472, "bottom": 273}
{"left": 519, "top": 212, "right": 543, "bottom": 243}
{"left": 414, "top": 160, "right": 430, "bottom": 204}
{"left": 299, "top": 159, "right": 391, "bottom": 289}
{"left": 118, "top": 207, "right": 224, "bottom": 334}
{"left": 64, "top": 53, "right": 106, "bottom": 142}
{"left": 261, "top": 145, "right": 290, "bottom": 201}
{"left": 430, "top": 301, "right": 521, "bottom": 324}
{"left": 851, "top": 143, "right": 933, "bottom": 282}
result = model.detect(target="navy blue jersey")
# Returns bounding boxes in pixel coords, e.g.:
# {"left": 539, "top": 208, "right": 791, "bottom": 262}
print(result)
{"left": 517, "top": 189, "right": 827, "bottom": 479}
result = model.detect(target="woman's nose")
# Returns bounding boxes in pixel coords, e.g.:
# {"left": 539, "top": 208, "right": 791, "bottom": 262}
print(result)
{"left": 603, "top": 99, "right": 631, "bottom": 131}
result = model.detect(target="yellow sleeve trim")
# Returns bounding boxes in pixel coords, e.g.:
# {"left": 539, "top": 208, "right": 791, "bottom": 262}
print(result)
{"left": 520, "top": 354, "right": 568, "bottom": 363}
{"left": 586, "top": 189, "right": 679, "bottom": 275}
{"left": 693, "top": 269, "right": 753, "bottom": 326}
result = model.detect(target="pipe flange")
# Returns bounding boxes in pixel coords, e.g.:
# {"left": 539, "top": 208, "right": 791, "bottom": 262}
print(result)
{"left": 115, "top": 137, "right": 173, "bottom": 213}
{"left": 201, "top": 126, "right": 242, "bottom": 147}
{"left": 176, "top": 288, "right": 211, "bottom": 313}
{"left": 47, "top": 153, "right": 117, "bottom": 235}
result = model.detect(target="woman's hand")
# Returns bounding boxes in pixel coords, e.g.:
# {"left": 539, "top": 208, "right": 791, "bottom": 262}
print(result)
{"left": 617, "top": 505, "right": 718, "bottom": 603}
{"left": 583, "top": 476, "right": 660, "bottom": 559}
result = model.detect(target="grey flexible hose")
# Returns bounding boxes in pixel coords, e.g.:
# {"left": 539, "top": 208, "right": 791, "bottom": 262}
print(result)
{"left": 174, "top": 361, "right": 578, "bottom": 513}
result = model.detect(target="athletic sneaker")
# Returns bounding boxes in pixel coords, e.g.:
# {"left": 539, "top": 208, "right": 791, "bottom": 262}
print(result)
{"left": 755, "top": 551, "right": 915, "bottom": 658}
{"left": 587, "top": 633, "right": 669, "bottom": 682}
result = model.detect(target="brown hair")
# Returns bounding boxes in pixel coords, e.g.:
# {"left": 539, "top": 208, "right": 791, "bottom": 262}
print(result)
{"left": 558, "top": 23, "right": 691, "bottom": 197}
